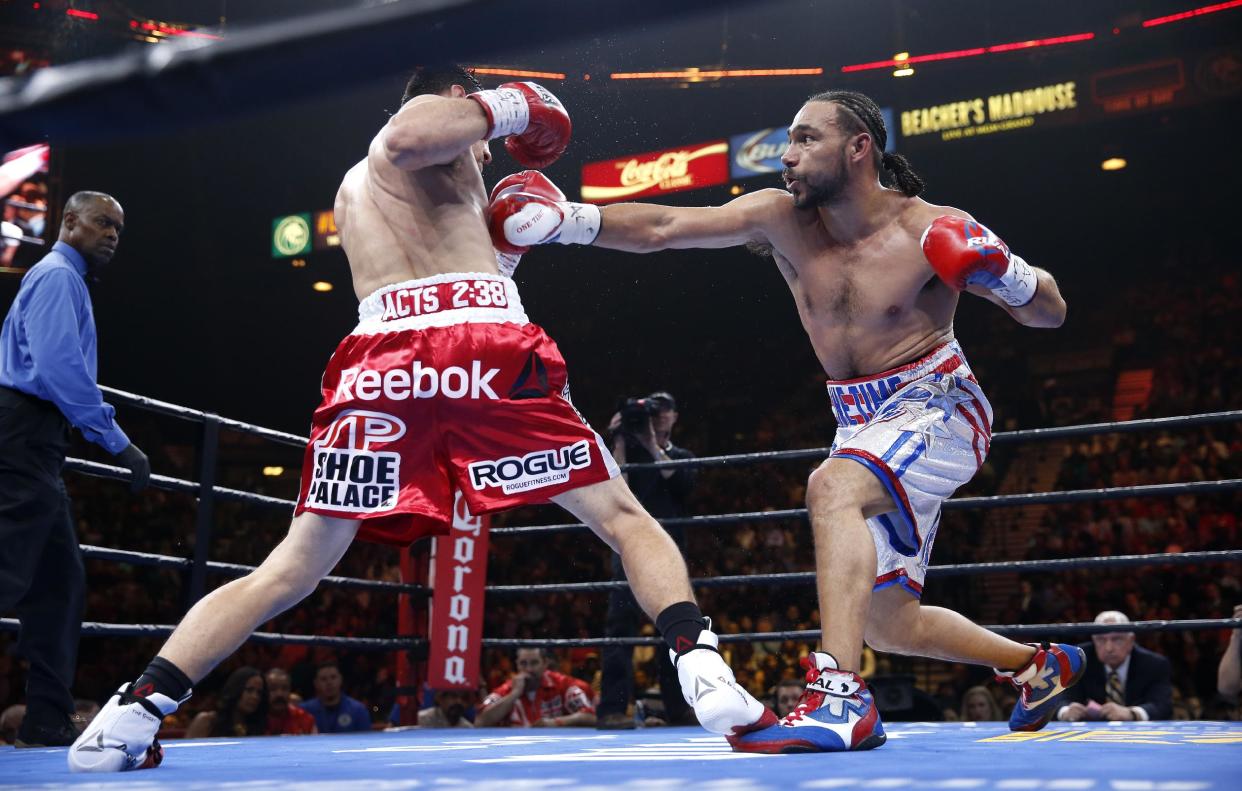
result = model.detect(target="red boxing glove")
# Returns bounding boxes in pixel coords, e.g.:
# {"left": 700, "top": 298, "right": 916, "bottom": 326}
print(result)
{"left": 468, "top": 81, "right": 571, "bottom": 168}
{"left": 489, "top": 169, "right": 566, "bottom": 204}
{"left": 487, "top": 171, "right": 600, "bottom": 256}
{"left": 921, "top": 215, "right": 1037, "bottom": 307}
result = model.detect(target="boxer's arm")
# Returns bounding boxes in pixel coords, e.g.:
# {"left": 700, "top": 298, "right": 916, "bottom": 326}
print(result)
{"left": 595, "top": 189, "right": 783, "bottom": 253}
{"left": 378, "top": 94, "right": 490, "bottom": 171}
{"left": 964, "top": 267, "right": 1066, "bottom": 328}
{"left": 922, "top": 209, "right": 1067, "bottom": 328}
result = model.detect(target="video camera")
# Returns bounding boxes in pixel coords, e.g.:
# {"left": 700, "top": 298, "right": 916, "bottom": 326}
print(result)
{"left": 616, "top": 392, "right": 676, "bottom": 435}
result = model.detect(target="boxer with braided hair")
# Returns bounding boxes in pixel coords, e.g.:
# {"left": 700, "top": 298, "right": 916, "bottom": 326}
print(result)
{"left": 807, "top": 90, "right": 924, "bottom": 198}
{"left": 490, "top": 89, "right": 1081, "bottom": 753}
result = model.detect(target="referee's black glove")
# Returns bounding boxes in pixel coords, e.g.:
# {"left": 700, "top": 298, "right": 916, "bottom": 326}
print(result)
{"left": 116, "top": 443, "right": 151, "bottom": 493}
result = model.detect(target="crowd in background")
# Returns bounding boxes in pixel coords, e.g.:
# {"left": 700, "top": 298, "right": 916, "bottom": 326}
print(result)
{"left": 2, "top": 248, "right": 1239, "bottom": 738}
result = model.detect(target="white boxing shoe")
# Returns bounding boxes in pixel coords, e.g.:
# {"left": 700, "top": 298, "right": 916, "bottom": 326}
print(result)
{"left": 68, "top": 683, "right": 184, "bottom": 773}
{"left": 670, "top": 624, "right": 778, "bottom": 736}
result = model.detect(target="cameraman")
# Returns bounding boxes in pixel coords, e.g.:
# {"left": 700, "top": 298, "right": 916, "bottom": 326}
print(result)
{"left": 598, "top": 392, "right": 696, "bottom": 728}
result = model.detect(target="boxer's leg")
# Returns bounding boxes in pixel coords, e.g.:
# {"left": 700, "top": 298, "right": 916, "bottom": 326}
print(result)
{"left": 70, "top": 512, "right": 361, "bottom": 773}
{"left": 803, "top": 457, "right": 895, "bottom": 671}
{"left": 865, "top": 585, "right": 1034, "bottom": 667}
{"left": 158, "top": 512, "right": 360, "bottom": 682}
{"left": 553, "top": 477, "right": 774, "bottom": 736}
{"left": 552, "top": 477, "right": 690, "bottom": 619}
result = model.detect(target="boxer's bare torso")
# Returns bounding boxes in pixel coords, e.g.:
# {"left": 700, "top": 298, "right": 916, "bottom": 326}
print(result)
{"left": 750, "top": 188, "right": 972, "bottom": 379}
{"left": 335, "top": 107, "right": 497, "bottom": 301}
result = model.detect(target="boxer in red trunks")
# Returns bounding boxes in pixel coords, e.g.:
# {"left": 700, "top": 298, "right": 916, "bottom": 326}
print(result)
{"left": 70, "top": 67, "right": 774, "bottom": 773}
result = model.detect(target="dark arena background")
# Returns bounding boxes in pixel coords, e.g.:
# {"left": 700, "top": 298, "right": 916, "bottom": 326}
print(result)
{"left": 1, "top": 0, "right": 1240, "bottom": 788}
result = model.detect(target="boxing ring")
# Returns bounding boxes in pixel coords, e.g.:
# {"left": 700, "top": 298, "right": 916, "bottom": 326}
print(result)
{"left": 2, "top": 0, "right": 1241, "bottom": 787}
{"left": 4, "top": 722, "right": 1241, "bottom": 788}
{"left": 1, "top": 388, "right": 1239, "bottom": 788}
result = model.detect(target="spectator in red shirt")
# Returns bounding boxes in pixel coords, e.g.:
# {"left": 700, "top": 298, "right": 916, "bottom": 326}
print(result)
{"left": 265, "top": 668, "right": 317, "bottom": 736}
{"left": 476, "top": 648, "right": 596, "bottom": 727}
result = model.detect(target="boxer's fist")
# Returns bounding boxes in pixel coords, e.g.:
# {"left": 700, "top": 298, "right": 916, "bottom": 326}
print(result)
{"left": 487, "top": 191, "right": 566, "bottom": 256}
{"left": 921, "top": 215, "right": 1037, "bottom": 307}
{"left": 469, "top": 82, "right": 571, "bottom": 168}
{"left": 487, "top": 170, "right": 600, "bottom": 255}
{"left": 490, "top": 169, "right": 567, "bottom": 204}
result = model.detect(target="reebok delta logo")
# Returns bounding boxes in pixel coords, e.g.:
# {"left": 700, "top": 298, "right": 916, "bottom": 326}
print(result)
{"left": 304, "top": 410, "right": 405, "bottom": 512}
{"left": 467, "top": 440, "right": 591, "bottom": 495}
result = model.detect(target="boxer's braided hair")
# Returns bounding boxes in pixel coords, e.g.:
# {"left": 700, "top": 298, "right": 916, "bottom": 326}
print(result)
{"left": 808, "top": 90, "right": 925, "bottom": 198}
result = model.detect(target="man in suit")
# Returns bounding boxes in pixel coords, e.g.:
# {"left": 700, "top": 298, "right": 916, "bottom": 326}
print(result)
{"left": 1056, "top": 610, "right": 1173, "bottom": 721}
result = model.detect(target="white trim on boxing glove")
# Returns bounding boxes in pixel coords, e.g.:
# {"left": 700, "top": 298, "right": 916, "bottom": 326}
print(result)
{"left": 552, "top": 202, "right": 601, "bottom": 246}
{"left": 994, "top": 253, "right": 1038, "bottom": 308}
{"left": 470, "top": 89, "right": 530, "bottom": 139}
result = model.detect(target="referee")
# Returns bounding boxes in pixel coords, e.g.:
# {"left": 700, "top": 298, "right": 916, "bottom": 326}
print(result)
{"left": 0, "top": 190, "right": 149, "bottom": 747}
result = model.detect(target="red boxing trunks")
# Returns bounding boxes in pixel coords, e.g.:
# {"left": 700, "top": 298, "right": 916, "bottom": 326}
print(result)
{"left": 295, "top": 272, "right": 619, "bottom": 546}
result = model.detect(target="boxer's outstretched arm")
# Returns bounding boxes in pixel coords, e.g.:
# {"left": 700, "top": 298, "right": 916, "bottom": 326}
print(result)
{"left": 378, "top": 94, "right": 490, "bottom": 171}
{"left": 594, "top": 189, "right": 784, "bottom": 254}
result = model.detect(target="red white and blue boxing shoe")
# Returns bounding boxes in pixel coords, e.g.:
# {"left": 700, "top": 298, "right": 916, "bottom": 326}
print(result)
{"left": 727, "top": 651, "right": 886, "bottom": 754}
{"left": 995, "top": 642, "right": 1087, "bottom": 731}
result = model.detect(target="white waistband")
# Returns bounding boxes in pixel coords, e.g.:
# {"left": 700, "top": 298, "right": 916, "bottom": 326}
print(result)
{"left": 354, "top": 272, "right": 528, "bottom": 335}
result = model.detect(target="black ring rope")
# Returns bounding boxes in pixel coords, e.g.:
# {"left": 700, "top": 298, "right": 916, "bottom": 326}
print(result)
{"left": 494, "top": 479, "right": 1242, "bottom": 536}
{"left": 100, "top": 385, "right": 308, "bottom": 448}
{"left": 617, "top": 410, "right": 1242, "bottom": 472}
{"left": 65, "top": 457, "right": 297, "bottom": 509}
{"left": 78, "top": 545, "right": 429, "bottom": 596}
{"left": 483, "top": 618, "right": 1242, "bottom": 648}
{"left": 3, "top": 618, "right": 1233, "bottom": 652}
{"left": 484, "top": 550, "right": 1242, "bottom": 596}
{"left": 0, "top": 619, "right": 425, "bottom": 652}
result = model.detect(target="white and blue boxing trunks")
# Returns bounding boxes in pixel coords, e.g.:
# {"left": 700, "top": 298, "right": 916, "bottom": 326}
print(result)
{"left": 826, "top": 340, "right": 993, "bottom": 598}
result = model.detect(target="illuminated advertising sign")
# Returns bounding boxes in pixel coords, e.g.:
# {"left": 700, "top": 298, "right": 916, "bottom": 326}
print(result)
{"left": 426, "top": 492, "right": 489, "bottom": 689}
{"left": 730, "top": 128, "right": 786, "bottom": 178}
{"left": 730, "top": 111, "right": 895, "bottom": 179}
{"left": 313, "top": 210, "right": 341, "bottom": 251}
{"left": 898, "top": 81, "right": 1079, "bottom": 144}
{"left": 271, "top": 213, "right": 311, "bottom": 258}
{"left": 581, "top": 140, "right": 728, "bottom": 203}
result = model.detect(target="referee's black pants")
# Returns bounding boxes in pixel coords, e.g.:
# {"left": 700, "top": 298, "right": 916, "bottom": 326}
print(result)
{"left": 599, "top": 551, "right": 690, "bottom": 723}
{"left": 0, "top": 386, "right": 85, "bottom": 725}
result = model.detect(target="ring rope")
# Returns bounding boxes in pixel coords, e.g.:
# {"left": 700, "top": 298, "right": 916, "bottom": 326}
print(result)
{"left": 5, "top": 618, "right": 1233, "bottom": 652}
{"left": 484, "top": 550, "right": 1242, "bottom": 596}
{"left": 0, "top": 618, "right": 426, "bottom": 652}
{"left": 100, "top": 385, "right": 308, "bottom": 448}
{"left": 494, "top": 478, "right": 1242, "bottom": 536}
{"left": 65, "top": 457, "right": 297, "bottom": 509}
{"left": 79, "top": 545, "right": 429, "bottom": 596}
{"left": 482, "top": 618, "right": 1242, "bottom": 648}
{"left": 618, "top": 410, "right": 1242, "bottom": 472}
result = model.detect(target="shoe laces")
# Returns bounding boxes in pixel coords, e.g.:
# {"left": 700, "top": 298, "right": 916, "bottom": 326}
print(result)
{"left": 782, "top": 656, "right": 828, "bottom": 724}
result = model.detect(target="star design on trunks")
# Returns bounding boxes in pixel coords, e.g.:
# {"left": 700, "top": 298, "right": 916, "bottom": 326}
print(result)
{"left": 899, "top": 376, "right": 977, "bottom": 448}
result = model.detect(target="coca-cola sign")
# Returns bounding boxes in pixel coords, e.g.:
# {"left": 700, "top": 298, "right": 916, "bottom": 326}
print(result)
{"left": 580, "top": 140, "right": 728, "bottom": 203}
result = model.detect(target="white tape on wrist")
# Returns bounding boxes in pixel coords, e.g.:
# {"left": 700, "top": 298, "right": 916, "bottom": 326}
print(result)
{"left": 553, "top": 202, "right": 601, "bottom": 246}
{"left": 472, "top": 88, "right": 530, "bottom": 139}
{"left": 996, "top": 253, "right": 1037, "bottom": 307}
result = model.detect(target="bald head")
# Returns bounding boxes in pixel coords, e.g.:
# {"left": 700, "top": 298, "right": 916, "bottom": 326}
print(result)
{"left": 1092, "top": 610, "right": 1135, "bottom": 668}
{"left": 63, "top": 191, "right": 120, "bottom": 217}
{"left": 1094, "top": 610, "right": 1131, "bottom": 626}
{"left": 59, "top": 190, "right": 124, "bottom": 268}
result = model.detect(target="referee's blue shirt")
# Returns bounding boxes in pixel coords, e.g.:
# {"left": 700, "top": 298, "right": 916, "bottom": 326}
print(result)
{"left": 0, "top": 241, "right": 129, "bottom": 454}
